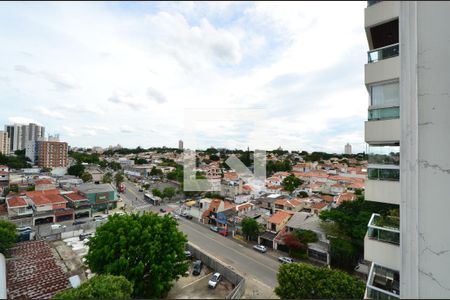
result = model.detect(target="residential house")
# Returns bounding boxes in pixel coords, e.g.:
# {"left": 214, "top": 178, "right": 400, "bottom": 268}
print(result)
{"left": 6, "top": 196, "right": 33, "bottom": 219}
{"left": 25, "top": 189, "right": 74, "bottom": 225}
{"left": 201, "top": 199, "right": 235, "bottom": 229}
{"left": 34, "top": 178, "right": 56, "bottom": 191}
{"left": 76, "top": 183, "right": 117, "bottom": 214}
{"left": 258, "top": 210, "right": 293, "bottom": 249}
{"left": 63, "top": 191, "right": 91, "bottom": 219}
{"left": 255, "top": 194, "right": 283, "bottom": 214}
{"left": 335, "top": 192, "right": 357, "bottom": 206}
{"left": 273, "top": 198, "right": 304, "bottom": 213}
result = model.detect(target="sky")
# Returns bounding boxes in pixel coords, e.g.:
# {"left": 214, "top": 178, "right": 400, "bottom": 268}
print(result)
{"left": 0, "top": 1, "right": 369, "bottom": 153}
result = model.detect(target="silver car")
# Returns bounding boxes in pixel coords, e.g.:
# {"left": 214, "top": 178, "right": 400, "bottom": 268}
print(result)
{"left": 278, "top": 256, "right": 294, "bottom": 264}
{"left": 253, "top": 244, "right": 267, "bottom": 253}
{"left": 208, "top": 272, "right": 222, "bottom": 289}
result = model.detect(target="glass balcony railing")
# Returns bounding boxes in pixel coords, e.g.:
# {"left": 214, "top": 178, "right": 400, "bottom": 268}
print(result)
{"left": 368, "top": 166, "right": 400, "bottom": 181}
{"left": 368, "top": 145, "right": 400, "bottom": 165}
{"left": 366, "top": 263, "right": 400, "bottom": 299}
{"left": 367, "top": 213, "right": 400, "bottom": 245}
{"left": 368, "top": 107, "right": 400, "bottom": 121}
{"left": 368, "top": 43, "right": 399, "bottom": 63}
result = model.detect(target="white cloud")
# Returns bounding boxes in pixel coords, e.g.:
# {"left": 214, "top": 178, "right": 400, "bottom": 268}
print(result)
{"left": 32, "top": 106, "right": 65, "bottom": 119}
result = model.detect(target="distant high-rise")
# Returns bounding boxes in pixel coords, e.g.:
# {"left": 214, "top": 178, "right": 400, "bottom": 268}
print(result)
{"left": 0, "top": 130, "right": 10, "bottom": 155}
{"left": 4, "top": 123, "right": 45, "bottom": 153}
{"left": 36, "top": 140, "right": 68, "bottom": 168}
{"left": 178, "top": 140, "right": 183, "bottom": 150}
{"left": 344, "top": 143, "right": 352, "bottom": 155}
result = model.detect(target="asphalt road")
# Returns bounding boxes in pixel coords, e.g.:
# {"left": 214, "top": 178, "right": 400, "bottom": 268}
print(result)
{"left": 121, "top": 177, "right": 279, "bottom": 288}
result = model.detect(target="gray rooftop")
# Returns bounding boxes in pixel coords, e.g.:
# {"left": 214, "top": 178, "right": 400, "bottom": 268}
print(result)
{"left": 77, "top": 183, "right": 115, "bottom": 194}
{"left": 285, "top": 211, "right": 322, "bottom": 232}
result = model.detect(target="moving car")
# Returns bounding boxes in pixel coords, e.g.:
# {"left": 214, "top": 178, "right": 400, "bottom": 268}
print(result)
{"left": 253, "top": 244, "right": 267, "bottom": 253}
{"left": 208, "top": 272, "right": 222, "bottom": 289}
{"left": 278, "top": 256, "right": 294, "bottom": 264}
{"left": 218, "top": 229, "right": 228, "bottom": 237}
{"left": 192, "top": 260, "right": 203, "bottom": 276}
{"left": 210, "top": 225, "right": 219, "bottom": 232}
{"left": 73, "top": 220, "right": 86, "bottom": 226}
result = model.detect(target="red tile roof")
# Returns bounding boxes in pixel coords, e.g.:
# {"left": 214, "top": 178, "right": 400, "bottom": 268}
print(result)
{"left": 25, "top": 189, "right": 60, "bottom": 197}
{"left": 6, "top": 240, "right": 70, "bottom": 299}
{"left": 223, "top": 172, "right": 238, "bottom": 181}
{"left": 64, "top": 192, "right": 87, "bottom": 202}
{"left": 7, "top": 197, "right": 27, "bottom": 208}
{"left": 311, "top": 202, "right": 328, "bottom": 210}
{"left": 336, "top": 192, "right": 357, "bottom": 205}
{"left": 235, "top": 202, "right": 254, "bottom": 212}
{"left": 30, "top": 193, "right": 67, "bottom": 206}
{"left": 268, "top": 210, "right": 293, "bottom": 225}
{"left": 35, "top": 179, "right": 53, "bottom": 185}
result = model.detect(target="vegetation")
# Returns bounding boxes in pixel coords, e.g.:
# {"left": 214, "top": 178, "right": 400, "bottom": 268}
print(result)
{"left": 133, "top": 157, "right": 148, "bottom": 165}
{"left": 282, "top": 174, "right": 303, "bottom": 193}
{"left": 298, "top": 191, "right": 309, "bottom": 198}
{"left": 114, "top": 172, "right": 124, "bottom": 189}
{"left": 283, "top": 229, "right": 318, "bottom": 259}
{"left": 53, "top": 275, "right": 133, "bottom": 299}
{"left": 152, "top": 188, "right": 163, "bottom": 198}
{"left": 241, "top": 217, "right": 260, "bottom": 240}
{"left": 0, "top": 220, "right": 17, "bottom": 254}
{"left": 149, "top": 166, "right": 163, "bottom": 176}
{"left": 67, "top": 163, "right": 85, "bottom": 177}
{"left": 69, "top": 151, "right": 100, "bottom": 165}
{"left": 274, "top": 263, "right": 365, "bottom": 299}
{"left": 266, "top": 160, "right": 292, "bottom": 176}
{"left": 319, "top": 199, "right": 398, "bottom": 270}
{"left": 85, "top": 213, "right": 188, "bottom": 298}
{"left": 102, "top": 172, "right": 113, "bottom": 184}
{"left": 0, "top": 151, "right": 32, "bottom": 169}
{"left": 166, "top": 165, "right": 183, "bottom": 183}
{"left": 80, "top": 172, "right": 93, "bottom": 182}
{"left": 162, "top": 187, "right": 176, "bottom": 199}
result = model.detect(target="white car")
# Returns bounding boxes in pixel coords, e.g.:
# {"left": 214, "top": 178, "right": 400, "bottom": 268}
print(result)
{"left": 208, "top": 272, "right": 222, "bottom": 289}
{"left": 51, "top": 224, "right": 66, "bottom": 230}
{"left": 253, "top": 244, "right": 267, "bottom": 253}
{"left": 278, "top": 256, "right": 294, "bottom": 264}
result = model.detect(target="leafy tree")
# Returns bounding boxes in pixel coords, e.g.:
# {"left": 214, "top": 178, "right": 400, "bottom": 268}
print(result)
{"left": 0, "top": 220, "right": 16, "bottom": 254}
{"left": 150, "top": 166, "right": 163, "bottom": 176}
{"left": 108, "top": 161, "right": 122, "bottom": 171}
{"left": 163, "top": 187, "right": 176, "bottom": 199}
{"left": 152, "top": 188, "right": 163, "bottom": 198}
{"left": 298, "top": 191, "right": 309, "bottom": 198}
{"left": 102, "top": 172, "right": 113, "bottom": 184}
{"left": 282, "top": 175, "right": 302, "bottom": 193}
{"left": 274, "top": 263, "right": 365, "bottom": 299}
{"left": 133, "top": 157, "right": 148, "bottom": 165}
{"left": 294, "top": 229, "right": 318, "bottom": 244}
{"left": 329, "top": 238, "right": 359, "bottom": 271}
{"left": 114, "top": 172, "right": 124, "bottom": 189}
{"left": 241, "top": 217, "right": 260, "bottom": 240}
{"left": 0, "top": 152, "right": 32, "bottom": 169}
{"left": 209, "top": 154, "right": 220, "bottom": 161}
{"left": 81, "top": 172, "right": 93, "bottom": 183}
{"left": 26, "top": 186, "right": 35, "bottom": 191}
{"left": 9, "top": 184, "right": 19, "bottom": 193}
{"left": 53, "top": 275, "right": 133, "bottom": 299}
{"left": 98, "top": 160, "right": 108, "bottom": 169}
{"left": 85, "top": 213, "right": 188, "bottom": 298}
{"left": 266, "top": 160, "right": 292, "bottom": 176}
{"left": 68, "top": 163, "right": 85, "bottom": 177}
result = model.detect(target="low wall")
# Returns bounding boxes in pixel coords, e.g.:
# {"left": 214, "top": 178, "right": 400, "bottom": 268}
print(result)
{"left": 187, "top": 243, "right": 245, "bottom": 299}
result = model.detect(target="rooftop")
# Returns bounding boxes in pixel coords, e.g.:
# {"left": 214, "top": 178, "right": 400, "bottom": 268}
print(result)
{"left": 76, "top": 183, "right": 115, "bottom": 194}
{"left": 6, "top": 196, "right": 28, "bottom": 208}
{"left": 268, "top": 210, "right": 293, "bottom": 225}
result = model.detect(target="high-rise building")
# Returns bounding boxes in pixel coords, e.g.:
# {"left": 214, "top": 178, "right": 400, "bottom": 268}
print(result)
{"left": 0, "top": 130, "right": 10, "bottom": 155}
{"left": 36, "top": 140, "right": 68, "bottom": 168}
{"left": 363, "top": 1, "right": 450, "bottom": 298}
{"left": 344, "top": 143, "right": 352, "bottom": 155}
{"left": 5, "top": 123, "right": 45, "bottom": 153}
{"left": 178, "top": 140, "right": 184, "bottom": 150}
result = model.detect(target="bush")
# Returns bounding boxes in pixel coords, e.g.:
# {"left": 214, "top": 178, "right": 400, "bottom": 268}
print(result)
{"left": 0, "top": 220, "right": 17, "bottom": 254}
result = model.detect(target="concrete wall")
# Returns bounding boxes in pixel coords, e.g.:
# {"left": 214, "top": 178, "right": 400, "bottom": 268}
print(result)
{"left": 364, "top": 233, "right": 400, "bottom": 270}
{"left": 365, "top": 56, "right": 400, "bottom": 86}
{"left": 365, "top": 179, "right": 400, "bottom": 205}
{"left": 365, "top": 118, "right": 401, "bottom": 143}
{"left": 401, "top": 2, "right": 450, "bottom": 297}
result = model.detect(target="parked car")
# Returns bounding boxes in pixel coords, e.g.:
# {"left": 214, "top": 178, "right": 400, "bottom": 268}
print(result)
{"left": 278, "top": 256, "right": 294, "bottom": 264}
{"left": 73, "top": 220, "right": 86, "bottom": 226}
{"left": 184, "top": 250, "right": 192, "bottom": 260}
{"left": 79, "top": 233, "right": 93, "bottom": 241}
{"left": 253, "top": 244, "right": 267, "bottom": 253}
{"left": 93, "top": 215, "right": 108, "bottom": 222}
{"left": 210, "top": 226, "right": 219, "bottom": 232}
{"left": 51, "top": 224, "right": 66, "bottom": 230}
{"left": 218, "top": 229, "right": 228, "bottom": 237}
{"left": 208, "top": 272, "right": 222, "bottom": 289}
{"left": 139, "top": 188, "right": 144, "bottom": 192}
{"left": 192, "top": 260, "right": 203, "bottom": 276}
{"left": 160, "top": 208, "right": 167, "bottom": 213}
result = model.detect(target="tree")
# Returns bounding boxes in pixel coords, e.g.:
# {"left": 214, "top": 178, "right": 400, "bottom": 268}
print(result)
{"left": 68, "top": 163, "right": 85, "bottom": 177}
{"left": 329, "top": 238, "right": 359, "bottom": 271}
{"left": 209, "top": 154, "right": 220, "bottom": 161}
{"left": 81, "top": 172, "right": 93, "bottom": 182}
{"left": 0, "top": 220, "right": 17, "bottom": 254}
{"left": 241, "top": 217, "right": 260, "bottom": 240}
{"left": 149, "top": 166, "right": 162, "bottom": 176}
{"left": 85, "top": 213, "right": 188, "bottom": 298}
{"left": 298, "top": 191, "right": 309, "bottom": 198}
{"left": 163, "top": 187, "right": 176, "bottom": 199}
{"left": 102, "top": 172, "right": 113, "bottom": 184}
{"left": 53, "top": 275, "right": 133, "bottom": 299}
{"left": 114, "top": 172, "right": 124, "bottom": 189}
{"left": 282, "top": 174, "right": 302, "bottom": 193}
{"left": 274, "top": 263, "right": 365, "bottom": 299}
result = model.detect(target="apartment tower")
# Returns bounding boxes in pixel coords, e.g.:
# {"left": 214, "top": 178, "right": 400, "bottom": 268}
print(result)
{"left": 0, "top": 131, "right": 10, "bottom": 155}
{"left": 36, "top": 140, "right": 68, "bottom": 168}
{"left": 364, "top": 1, "right": 450, "bottom": 298}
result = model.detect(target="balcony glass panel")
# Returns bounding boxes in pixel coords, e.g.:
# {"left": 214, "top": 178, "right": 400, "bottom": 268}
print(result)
{"left": 368, "top": 167, "right": 399, "bottom": 181}
{"left": 367, "top": 213, "right": 400, "bottom": 245}
{"left": 366, "top": 263, "right": 400, "bottom": 299}
{"left": 370, "top": 82, "right": 399, "bottom": 107}
{"left": 368, "top": 43, "right": 399, "bottom": 63}
{"left": 368, "top": 145, "right": 400, "bottom": 165}
{"left": 368, "top": 107, "right": 400, "bottom": 120}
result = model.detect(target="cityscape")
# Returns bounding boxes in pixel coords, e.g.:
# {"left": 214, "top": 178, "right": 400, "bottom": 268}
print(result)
{"left": 0, "top": 1, "right": 449, "bottom": 300}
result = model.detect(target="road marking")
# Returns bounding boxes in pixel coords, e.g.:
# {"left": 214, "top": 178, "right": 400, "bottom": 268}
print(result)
{"left": 180, "top": 221, "right": 278, "bottom": 274}
{"left": 180, "top": 272, "right": 211, "bottom": 289}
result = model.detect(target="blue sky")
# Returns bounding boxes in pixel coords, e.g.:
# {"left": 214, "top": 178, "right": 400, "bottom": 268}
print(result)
{"left": 0, "top": 1, "right": 368, "bottom": 153}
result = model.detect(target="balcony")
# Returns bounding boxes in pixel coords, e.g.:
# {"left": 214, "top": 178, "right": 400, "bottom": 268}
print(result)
{"left": 368, "top": 107, "right": 399, "bottom": 121}
{"left": 368, "top": 165, "right": 399, "bottom": 181}
{"left": 367, "top": 213, "right": 399, "bottom": 245}
{"left": 365, "top": 119, "right": 400, "bottom": 144}
{"left": 368, "top": 43, "right": 399, "bottom": 63}
{"left": 365, "top": 263, "right": 400, "bottom": 299}
{"left": 365, "top": 179, "right": 400, "bottom": 205}
{"left": 365, "top": 55, "right": 400, "bottom": 86}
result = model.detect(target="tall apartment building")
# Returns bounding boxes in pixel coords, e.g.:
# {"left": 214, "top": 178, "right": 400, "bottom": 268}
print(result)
{"left": 344, "top": 143, "right": 352, "bottom": 155}
{"left": 178, "top": 140, "right": 184, "bottom": 150}
{"left": 5, "top": 123, "right": 45, "bottom": 153}
{"left": 0, "top": 131, "right": 10, "bottom": 155}
{"left": 36, "top": 140, "right": 68, "bottom": 168}
{"left": 363, "top": 1, "right": 450, "bottom": 298}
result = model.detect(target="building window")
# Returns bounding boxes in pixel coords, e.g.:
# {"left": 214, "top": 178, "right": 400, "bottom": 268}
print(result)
{"left": 368, "top": 81, "right": 400, "bottom": 120}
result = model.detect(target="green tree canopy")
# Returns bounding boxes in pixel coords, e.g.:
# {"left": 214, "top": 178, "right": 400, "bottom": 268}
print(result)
{"left": 81, "top": 172, "right": 93, "bottom": 183}
{"left": 241, "top": 217, "right": 260, "bottom": 240}
{"left": 102, "top": 172, "right": 113, "bottom": 184}
{"left": 85, "top": 213, "right": 188, "bottom": 298}
{"left": 68, "top": 163, "right": 85, "bottom": 177}
{"left": 274, "top": 263, "right": 365, "bottom": 299}
{"left": 150, "top": 166, "right": 163, "bottom": 176}
{"left": 152, "top": 188, "right": 163, "bottom": 198}
{"left": 0, "top": 220, "right": 16, "bottom": 254}
{"left": 282, "top": 174, "right": 302, "bottom": 193}
{"left": 53, "top": 275, "right": 133, "bottom": 299}
{"left": 114, "top": 172, "right": 124, "bottom": 189}
{"left": 163, "top": 187, "right": 176, "bottom": 199}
